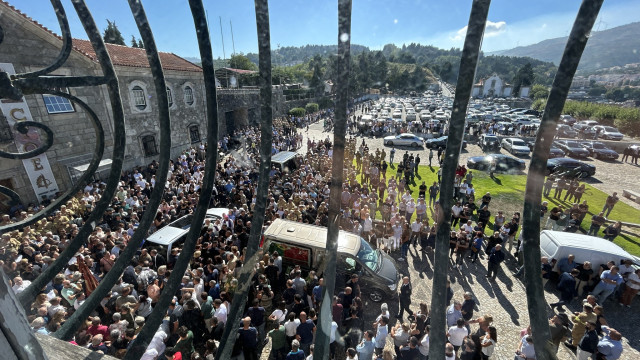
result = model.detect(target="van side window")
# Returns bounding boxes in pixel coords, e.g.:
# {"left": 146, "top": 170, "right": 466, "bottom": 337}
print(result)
{"left": 345, "top": 257, "right": 356, "bottom": 271}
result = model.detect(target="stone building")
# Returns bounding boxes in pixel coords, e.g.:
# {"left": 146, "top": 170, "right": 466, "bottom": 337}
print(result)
{"left": 0, "top": 1, "right": 213, "bottom": 207}
{"left": 471, "top": 74, "right": 529, "bottom": 98}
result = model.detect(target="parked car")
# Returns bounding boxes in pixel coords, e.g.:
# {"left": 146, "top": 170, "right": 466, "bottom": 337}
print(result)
{"left": 592, "top": 125, "right": 624, "bottom": 141}
{"left": 425, "top": 136, "right": 467, "bottom": 150}
{"left": 554, "top": 140, "right": 590, "bottom": 158}
{"left": 392, "top": 109, "right": 402, "bottom": 119}
{"left": 383, "top": 133, "right": 423, "bottom": 147}
{"left": 467, "top": 154, "right": 526, "bottom": 173}
{"left": 546, "top": 157, "right": 596, "bottom": 178}
{"left": 523, "top": 109, "right": 540, "bottom": 117}
{"left": 556, "top": 124, "right": 577, "bottom": 138}
{"left": 526, "top": 141, "right": 565, "bottom": 158}
{"left": 480, "top": 134, "right": 500, "bottom": 152}
{"left": 559, "top": 115, "right": 577, "bottom": 126}
{"left": 501, "top": 137, "right": 531, "bottom": 156}
{"left": 580, "top": 141, "right": 619, "bottom": 160}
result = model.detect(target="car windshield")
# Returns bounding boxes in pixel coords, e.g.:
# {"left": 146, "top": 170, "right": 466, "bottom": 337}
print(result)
{"left": 357, "top": 238, "right": 380, "bottom": 272}
{"left": 592, "top": 143, "right": 606, "bottom": 149}
{"left": 565, "top": 141, "right": 581, "bottom": 147}
{"left": 603, "top": 126, "right": 618, "bottom": 132}
{"left": 512, "top": 140, "right": 526, "bottom": 146}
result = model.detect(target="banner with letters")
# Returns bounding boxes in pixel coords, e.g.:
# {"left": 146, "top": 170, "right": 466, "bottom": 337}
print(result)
{"left": 0, "top": 63, "right": 60, "bottom": 202}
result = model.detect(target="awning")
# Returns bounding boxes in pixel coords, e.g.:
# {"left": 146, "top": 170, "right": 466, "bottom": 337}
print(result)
{"left": 72, "top": 158, "right": 112, "bottom": 173}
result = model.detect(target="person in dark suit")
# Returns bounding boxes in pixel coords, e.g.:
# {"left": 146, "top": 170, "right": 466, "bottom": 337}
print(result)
{"left": 149, "top": 248, "right": 166, "bottom": 270}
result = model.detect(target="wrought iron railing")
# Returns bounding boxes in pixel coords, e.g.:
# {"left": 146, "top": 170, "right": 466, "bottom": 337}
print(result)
{"left": 0, "top": 0, "right": 603, "bottom": 359}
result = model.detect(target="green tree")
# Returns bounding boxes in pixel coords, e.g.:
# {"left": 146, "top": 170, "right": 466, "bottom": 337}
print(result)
{"left": 305, "top": 103, "right": 319, "bottom": 113}
{"left": 513, "top": 63, "right": 534, "bottom": 97}
{"left": 131, "top": 35, "right": 139, "bottom": 48}
{"left": 588, "top": 84, "right": 606, "bottom": 96}
{"left": 138, "top": 39, "right": 144, "bottom": 49}
{"left": 529, "top": 84, "right": 549, "bottom": 101}
{"left": 605, "top": 88, "right": 625, "bottom": 102}
{"left": 309, "top": 55, "right": 324, "bottom": 96}
{"left": 229, "top": 54, "right": 258, "bottom": 70}
{"left": 103, "top": 20, "right": 125, "bottom": 45}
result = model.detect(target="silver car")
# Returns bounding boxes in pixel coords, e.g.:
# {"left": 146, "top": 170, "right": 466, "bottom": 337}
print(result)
{"left": 384, "top": 133, "right": 423, "bottom": 147}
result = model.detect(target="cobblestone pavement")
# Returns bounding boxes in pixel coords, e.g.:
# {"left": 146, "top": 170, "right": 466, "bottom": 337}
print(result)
{"left": 257, "top": 121, "right": 640, "bottom": 360}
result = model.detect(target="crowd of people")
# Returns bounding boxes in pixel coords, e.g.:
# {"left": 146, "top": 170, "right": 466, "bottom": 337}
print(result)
{"left": 0, "top": 99, "right": 634, "bottom": 360}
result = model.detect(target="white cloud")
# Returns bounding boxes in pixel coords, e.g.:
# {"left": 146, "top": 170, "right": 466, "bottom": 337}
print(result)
{"left": 451, "top": 20, "right": 507, "bottom": 41}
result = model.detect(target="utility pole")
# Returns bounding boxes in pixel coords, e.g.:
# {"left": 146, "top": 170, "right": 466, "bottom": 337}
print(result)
{"left": 230, "top": 20, "right": 236, "bottom": 56}
{"left": 219, "top": 16, "right": 226, "bottom": 60}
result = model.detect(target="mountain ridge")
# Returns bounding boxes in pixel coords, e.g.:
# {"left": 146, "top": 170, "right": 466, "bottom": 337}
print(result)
{"left": 488, "top": 22, "right": 640, "bottom": 71}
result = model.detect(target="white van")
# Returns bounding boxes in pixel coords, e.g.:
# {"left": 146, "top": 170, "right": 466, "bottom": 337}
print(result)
{"left": 145, "top": 208, "right": 229, "bottom": 255}
{"left": 539, "top": 230, "right": 635, "bottom": 268}
{"left": 262, "top": 219, "right": 400, "bottom": 302}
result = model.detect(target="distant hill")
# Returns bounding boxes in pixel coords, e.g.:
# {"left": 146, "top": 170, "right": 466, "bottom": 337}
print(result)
{"left": 245, "top": 44, "right": 369, "bottom": 66}
{"left": 490, "top": 22, "right": 640, "bottom": 71}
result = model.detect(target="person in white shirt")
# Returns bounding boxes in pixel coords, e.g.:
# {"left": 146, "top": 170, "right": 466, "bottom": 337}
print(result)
{"left": 620, "top": 268, "right": 640, "bottom": 307}
{"left": 11, "top": 277, "right": 31, "bottom": 294}
{"left": 392, "top": 222, "right": 403, "bottom": 252}
{"left": 462, "top": 220, "right": 474, "bottom": 234}
{"left": 406, "top": 199, "right": 416, "bottom": 222}
{"left": 374, "top": 317, "right": 389, "bottom": 356}
{"left": 410, "top": 220, "right": 422, "bottom": 247}
{"left": 419, "top": 327, "right": 430, "bottom": 358}
{"left": 213, "top": 299, "right": 227, "bottom": 324}
{"left": 447, "top": 318, "right": 469, "bottom": 353}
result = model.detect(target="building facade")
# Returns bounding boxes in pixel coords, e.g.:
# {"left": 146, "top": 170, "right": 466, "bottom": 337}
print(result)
{"left": 471, "top": 74, "right": 530, "bottom": 98}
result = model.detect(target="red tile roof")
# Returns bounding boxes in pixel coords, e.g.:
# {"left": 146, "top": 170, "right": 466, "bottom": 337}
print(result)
{"left": 72, "top": 39, "right": 203, "bottom": 73}
{"left": 1, "top": 1, "right": 202, "bottom": 73}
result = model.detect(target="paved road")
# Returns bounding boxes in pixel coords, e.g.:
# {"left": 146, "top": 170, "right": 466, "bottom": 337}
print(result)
{"left": 284, "top": 120, "right": 640, "bottom": 360}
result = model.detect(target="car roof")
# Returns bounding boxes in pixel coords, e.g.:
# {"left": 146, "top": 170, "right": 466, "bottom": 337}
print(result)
{"left": 263, "top": 218, "right": 360, "bottom": 255}
{"left": 541, "top": 230, "right": 633, "bottom": 263}
{"left": 271, "top": 151, "right": 299, "bottom": 164}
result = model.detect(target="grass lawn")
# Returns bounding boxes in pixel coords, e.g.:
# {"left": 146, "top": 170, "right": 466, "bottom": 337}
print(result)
{"left": 368, "top": 161, "right": 640, "bottom": 256}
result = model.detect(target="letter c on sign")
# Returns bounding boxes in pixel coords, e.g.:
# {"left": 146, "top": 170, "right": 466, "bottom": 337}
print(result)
{"left": 10, "top": 108, "right": 26, "bottom": 121}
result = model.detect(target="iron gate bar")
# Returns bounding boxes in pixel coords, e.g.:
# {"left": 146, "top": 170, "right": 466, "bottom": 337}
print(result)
{"left": 0, "top": 264, "right": 49, "bottom": 359}
{"left": 15, "top": 75, "right": 109, "bottom": 92}
{"left": 15, "top": 0, "right": 128, "bottom": 309}
{"left": 315, "top": 1, "right": 352, "bottom": 359}
{"left": 215, "top": 0, "right": 274, "bottom": 357}
{"left": 17, "top": 0, "right": 71, "bottom": 79}
{"left": 430, "top": 1, "right": 491, "bottom": 359}
{"left": 0, "top": 119, "right": 54, "bottom": 159}
{"left": 52, "top": 0, "right": 174, "bottom": 341}
{"left": 0, "top": 89, "right": 105, "bottom": 235}
{"left": 124, "top": 0, "right": 220, "bottom": 357}
{"left": 522, "top": 1, "right": 604, "bottom": 359}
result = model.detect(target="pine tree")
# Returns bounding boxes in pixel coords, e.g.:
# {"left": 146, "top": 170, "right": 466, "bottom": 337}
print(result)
{"left": 131, "top": 35, "right": 139, "bottom": 48}
{"left": 103, "top": 20, "right": 125, "bottom": 45}
{"left": 138, "top": 39, "right": 144, "bottom": 49}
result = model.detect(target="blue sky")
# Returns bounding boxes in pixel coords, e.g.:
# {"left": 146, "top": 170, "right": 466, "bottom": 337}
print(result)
{"left": 11, "top": 0, "right": 640, "bottom": 59}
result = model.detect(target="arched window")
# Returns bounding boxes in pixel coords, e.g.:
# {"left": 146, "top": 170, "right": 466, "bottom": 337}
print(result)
{"left": 166, "top": 87, "right": 173, "bottom": 108}
{"left": 131, "top": 85, "right": 147, "bottom": 110}
{"left": 184, "top": 86, "right": 194, "bottom": 105}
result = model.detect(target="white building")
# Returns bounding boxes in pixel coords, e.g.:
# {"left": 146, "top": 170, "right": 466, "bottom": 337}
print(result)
{"left": 472, "top": 74, "right": 529, "bottom": 98}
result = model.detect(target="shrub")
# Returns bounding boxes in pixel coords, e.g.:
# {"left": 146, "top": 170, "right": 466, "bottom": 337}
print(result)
{"left": 288, "top": 107, "right": 306, "bottom": 117}
{"left": 305, "top": 103, "right": 319, "bottom": 114}
{"left": 318, "top": 96, "right": 334, "bottom": 109}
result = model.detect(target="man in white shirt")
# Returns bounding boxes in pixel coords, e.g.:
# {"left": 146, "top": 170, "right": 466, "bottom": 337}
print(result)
{"left": 406, "top": 199, "right": 416, "bottom": 222}
{"left": 11, "top": 277, "right": 31, "bottom": 294}
{"left": 447, "top": 318, "right": 469, "bottom": 353}
{"left": 462, "top": 220, "right": 474, "bottom": 234}
{"left": 410, "top": 219, "right": 422, "bottom": 247}
{"left": 213, "top": 299, "right": 227, "bottom": 324}
{"left": 451, "top": 202, "right": 463, "bottom": 227}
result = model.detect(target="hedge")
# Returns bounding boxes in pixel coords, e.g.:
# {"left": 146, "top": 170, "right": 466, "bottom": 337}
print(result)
{"left": 532, "top": 100, "right": 640, "bottom": 137}
{"left": 305, "top": 103, "right": 319, "bottom": 114}
{"left": 288, "top": 107, "right": 306, "bottom": 117}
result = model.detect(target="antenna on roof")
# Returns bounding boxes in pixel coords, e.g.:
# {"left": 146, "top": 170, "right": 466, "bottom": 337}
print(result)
{"left": 230, "top": 20, "right": 236, "bottom": 56}
{"left": 219, "top": 16, "right": 226, "bottom": 60}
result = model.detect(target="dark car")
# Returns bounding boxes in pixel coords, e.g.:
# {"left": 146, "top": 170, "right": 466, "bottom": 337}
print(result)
{"left": 580, "top": 141, "right": 619, "bottom": 160}
{"left": 425, "top": 136, "right": 467, "bottom": 150}
{"left": 554, "top": 140, "right": 590, "bottom": 158}
{"left": 546, "top": 158, "right": 596, "bottom": 178}
{"left": 523, "top": 109, "right": 540, "bottom": 117}
{"left": 573, "top": 123, "right": 597, "bottom": 139}
{"left": 527, "top": 141, "right": 565, "bottom": 158}
{"left": 556, "top": 124, "right": 577, "bottom": 138}
{"left": 467, "top": 154, "right": 526, "bottom": 173}
{"left": 480, "top": 134, "right": 500, "bottom": 152}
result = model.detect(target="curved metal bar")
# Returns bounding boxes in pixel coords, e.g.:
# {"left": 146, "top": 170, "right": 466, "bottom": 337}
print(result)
{"left": 522, "top": 1, "right": 604, "bottom": 359}
{"left": 0, "top": 90, "right": 104, "bottom": 235}
{"left": 15, "top": 76, "right": 109, "bottom": 93}
{"left": 0, "top": 185, "right": 21, "bottom": 207}
{"left": 314, "top": 1, "right": 352, "bottom": 359}
{"left": 215, "top": 0, "right": 273, "bottom": 358}
{"left": 52, "top": 0, "right": 173, "bottom": 341}
{"left": 16, "top": 0, "right": 72, "bottom": 79}
{"left": 429, "top": 1, "right": 491, "bottom": 360}
{"left": 0, "top": 121, "right": 54, "bottom": 159}
{"left": 17, "top": 0, "right": 127, "bottom": 305}
{"left": 124, "top": 0, "right": 220, "bottom": 357}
